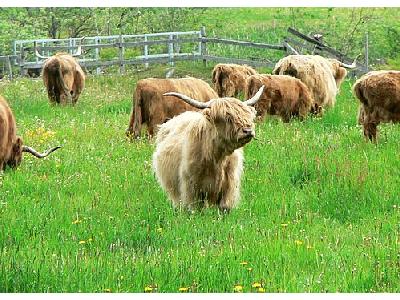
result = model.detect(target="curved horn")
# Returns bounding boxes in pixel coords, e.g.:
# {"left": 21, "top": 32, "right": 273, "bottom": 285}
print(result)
{"left": 338, "top": 54, "right": 361, "bottom": 69}
{"left": 22, "top": 145, "right": 62, "bottom": 158}
{"left": 34, "top": 41, "right": 50, "bottom": 60}
{"left": 163, "top": 92, "right": 212, "bottom": 109}
{"left": 71, "top": 45, "right": 82, "bottom": 57}
{"left": 244, "top": 85, "right": 265, "bottom": 106}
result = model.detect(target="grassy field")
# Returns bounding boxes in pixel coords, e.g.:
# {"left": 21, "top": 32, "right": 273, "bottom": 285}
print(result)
{"left": 0, "top": 62, "right": 399, "bottom": 292}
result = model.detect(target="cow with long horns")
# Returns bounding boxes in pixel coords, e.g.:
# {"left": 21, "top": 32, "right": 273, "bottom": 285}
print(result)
{"left": 36, "top": 41, "right": 85, "bottom": 105}
{"left": 0, "top": 95, "right": 61, "bottom": 171}
{"left": 152, "top": 86, "right": 264, "bottom": 212}
{"left": 273, "top": 55, "right": 357, "bottom": 114}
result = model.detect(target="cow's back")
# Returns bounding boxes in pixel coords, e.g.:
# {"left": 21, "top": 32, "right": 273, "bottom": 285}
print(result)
{"left": 355, "top": 71, "right": 400, "bottom": 111}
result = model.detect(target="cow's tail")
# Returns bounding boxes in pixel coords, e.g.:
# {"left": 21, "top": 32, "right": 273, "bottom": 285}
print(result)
{"left": 352, "top": 79, "right": 368, "bottom": 106}
{"left": 212, "top": 65, "right": 223, "bottom": 97}
{"left": 130, "top": 85, "right": 143, "bottom": 138}
{"left": 44, "top": 58, "right": 71, "bottom": 104}
{"left": 299, "top": 83, "right": 314, "bottom": 119}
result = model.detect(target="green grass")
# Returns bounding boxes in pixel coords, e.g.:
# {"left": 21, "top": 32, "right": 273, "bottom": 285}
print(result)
{"left": 0, "top": 61, "right": 399, "bottom": 292}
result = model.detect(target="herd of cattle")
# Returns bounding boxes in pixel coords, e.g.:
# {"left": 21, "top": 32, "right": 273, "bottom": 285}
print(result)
{"left": 1, "top": 48, "right": 400, "bottom": 211}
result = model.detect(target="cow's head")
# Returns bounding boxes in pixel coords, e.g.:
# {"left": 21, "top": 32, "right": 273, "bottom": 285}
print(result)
{"left": 7, "top": 137, "right": 23, "bottom": 168}
{"left": 212, "top": 66, "right": 238, "bottom": 98}
{"left": 328, "top": 55, "right": 359, "bottom": 89}
{"left": 164, "top": 86, "right": 264, "bottom": 150}
{"left": 7, "top": 137, "right": 61, "bottom": 169}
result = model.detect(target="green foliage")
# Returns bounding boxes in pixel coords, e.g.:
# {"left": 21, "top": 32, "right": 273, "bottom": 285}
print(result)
{"left": 0, "top": 62, "right": 399, "bottom": 292}
{"left": 1, "top": 8, "right": 400, "bottom": 67}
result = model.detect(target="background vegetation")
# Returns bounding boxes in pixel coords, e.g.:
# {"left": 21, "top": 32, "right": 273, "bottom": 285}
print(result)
{"left": 1, "top": 8, "right": 400, "bottom": 67}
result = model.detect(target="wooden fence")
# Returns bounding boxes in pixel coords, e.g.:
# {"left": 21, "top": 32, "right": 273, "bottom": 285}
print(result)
{"left": 0, "top": 26, "right": 366, "bottom": 79}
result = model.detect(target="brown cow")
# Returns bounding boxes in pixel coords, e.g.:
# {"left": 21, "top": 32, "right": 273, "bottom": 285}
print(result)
{"left": 126, "top": 77, "right": 218, "bottom": 138}
{"left": 352, "top": 70, "right": 400, "bottom": 142}
{"left": 152, "top": 86, "right": 264, "bottom": 212}
{"left": 37, "top": 45, "right": 85, "bottom": 105}
{"left": 245, "top": 74, "right": 313, "bottom": 122}
{"left": 212, "top": 63, "right": 258, "bottom": 97}
{"left": 0, "top": 95, "right": 61, "bottom": 171}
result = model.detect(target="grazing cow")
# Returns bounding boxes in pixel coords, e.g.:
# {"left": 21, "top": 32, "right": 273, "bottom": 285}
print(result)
{"left": 212, "top": 63, "right": 258, "bottom": 97}
{"left": 126, "top": 77, "right": 218, "bottom": 138}
{"left": 0, "top": 95, "right": 61, "bottom": 171}
{"left": 273, "top": 55, "right": 356, "bottom": 113}
{"left": 152, "top": 86, "right": 264, "bottom": 212}
{"left": 352, "top": 70, "right": 400, "bottom": 142}
{"left": 245, "top": 74, "right": 313, "bottom": 122}
{"left": 37, "top": 45, "right": 85, "bottom": 105}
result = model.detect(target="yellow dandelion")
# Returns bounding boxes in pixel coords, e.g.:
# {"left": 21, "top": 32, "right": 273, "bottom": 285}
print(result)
{"left": 72, "top": 219, "right": 81, "bottom": 224}
{"left": 294, "top": 240, "right": 303, "bottom": 246}
{"left": 233, "top": 284, "right": 243, "bottom": 292}
{"left": 79, "top": 240, "right": 86, "bottom": 245}
{"left": 281, "top": 223, "right": 289, "bottom": 227}
{"left": 252, "top": 282, "right": 262, "bottom": 288}
{"left": 144, "top": 286, "right": 153, "bottom": 293}
{"left": 247, "top": 267, "right": 253, "bottom": 272}
{"left": 103, "top": 288, "right": 111, "bottom": 293}
{"left": 239, "top": 261, "right": 248, "bottom": 266}
{"left": 179, "top": 287, "right": 190, "bottom": 292}
{"left": 257, "top": 287, "right": 266, "bottom": 293}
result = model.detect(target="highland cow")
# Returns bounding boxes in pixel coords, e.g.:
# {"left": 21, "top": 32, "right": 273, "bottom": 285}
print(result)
{"left": 0, "top": 95, "right": 61, "bottom": 171}
{"left": 212, "top": 63, "right": 258, "bottom": 97}
{"left": 37, "top": 46, "right": 85, "bottom": 105}
{"left": 273, "top": 55, "right": 356, "bottom": 113}
{"left": 152, "top": 85, "right": 264, "bottom": 212}
{"left": 126, "top": 77, "right": 218, "bottom": 138}
{"left": 245, "top": 74, "right": 313, "bottom": 122}
{"left": 352, "top": 70, "right": 400, "bottom": 142}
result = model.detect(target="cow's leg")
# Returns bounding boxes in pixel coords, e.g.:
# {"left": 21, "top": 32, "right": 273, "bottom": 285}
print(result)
{"left": 126, "top": 108, "right": 135, "bottom": 137}
{"left": 363, "top": 122, "right": 378, "bottom": 143}
{"left": 180, "top": 176, "right": 203, "bottom": 211}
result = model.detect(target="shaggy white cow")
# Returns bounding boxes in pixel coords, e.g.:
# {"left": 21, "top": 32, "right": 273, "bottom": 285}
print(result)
{"left": 152, "top": 86, "right": 264, "bottom": 211}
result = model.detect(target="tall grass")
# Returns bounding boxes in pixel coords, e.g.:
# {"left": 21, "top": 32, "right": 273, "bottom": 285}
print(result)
{"left": 0, "top": 62, "right": 399, "bottom": 292}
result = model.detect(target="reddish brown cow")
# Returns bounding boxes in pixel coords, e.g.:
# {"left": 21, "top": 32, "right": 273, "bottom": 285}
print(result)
{"left": 245, "top": 74, "right": 313, "bottom": 122}
{"left": 126, "top": 77, "right": 218, "bottom": 138}
{"left": 0, "top": 95, "right": 61, "bottom": 171}
{"left": 38, "top": 46, "right": 85, "bottom": 105}
{"left": 352, "top": 70, "right": 400, "bottom": 142}
{"left": 212, "top": 63, "right": 258, "bottom": 97}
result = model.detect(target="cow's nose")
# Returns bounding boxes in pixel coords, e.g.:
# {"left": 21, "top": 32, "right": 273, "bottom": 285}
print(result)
{"left": 243, "top": 128, "right": 254, "bottom": 137}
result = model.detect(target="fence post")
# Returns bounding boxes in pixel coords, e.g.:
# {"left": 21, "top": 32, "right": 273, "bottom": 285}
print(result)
{"left": 19, "top": 45, "right": 26, "bottom": 77}
{"left": 119, "top": 35, "right": 125, "bottom": 74}
{"left": 6, "top": 56, "right": 13, "bottom": 80}
{"left": 200, "top": 26, "right": 207, "bottom": 66}
{"left": 95, "top": 36, "right": 101, "bottom": 75}
{"left": 168, "top": 34, "right": 174, "bottom": 66}
{"left": 144, "top": 35, "right": 149, "bottom": 69}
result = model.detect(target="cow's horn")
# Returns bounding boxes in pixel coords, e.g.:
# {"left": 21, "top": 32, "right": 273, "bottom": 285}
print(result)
{"left": 244, "top": 85, "right": 265, "bottom": 106}
{"left": 163, "top": 92, "right": 211, "bottom": 109}
{"left": 71, "top": 45, "right": 82, "bottom": 57}
{"left": 34, "top": 41, "right": 50, "bottom": 60}
{"left": 338, "top": 54, "right": 361, "bottom": 69}
{"left": 22, "top": 145, "right": 62, "bottom": 158}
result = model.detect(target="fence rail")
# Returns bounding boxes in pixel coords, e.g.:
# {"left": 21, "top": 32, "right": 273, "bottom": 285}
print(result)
{"left": 0, "top": 26, "right": 367, "bottom": 80}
